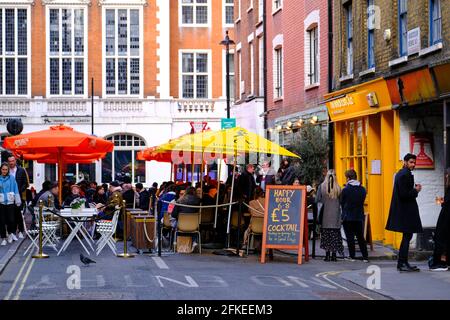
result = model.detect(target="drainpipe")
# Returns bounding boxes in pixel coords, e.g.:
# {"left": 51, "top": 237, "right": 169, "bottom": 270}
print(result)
{"left": 263, "top": 0, "right": 268, "bottom": 139}
{"left": 327, "top": 0, "right": 334, "bottom": 169}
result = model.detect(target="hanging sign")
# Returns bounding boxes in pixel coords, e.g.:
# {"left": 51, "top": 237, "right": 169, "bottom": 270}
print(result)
{"left": 410, "top": 132, "right": 434, "bottom": 169}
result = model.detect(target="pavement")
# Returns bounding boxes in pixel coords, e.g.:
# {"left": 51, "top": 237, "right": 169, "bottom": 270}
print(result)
{"left": 0, "top": 237, "right": 25, "bottom": 275}
{"left": 0, "top": 237, "right": 449, "bottom": 300}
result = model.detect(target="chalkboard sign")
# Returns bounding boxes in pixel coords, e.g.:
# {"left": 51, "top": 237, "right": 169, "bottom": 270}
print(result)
{"left": 261, "top": 185, "right": 308, "bottom": 265}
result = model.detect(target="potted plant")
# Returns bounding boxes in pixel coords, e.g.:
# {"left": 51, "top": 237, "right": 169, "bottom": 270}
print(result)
{"left": 70, "top": 198, "right": 86, "bottom": 214}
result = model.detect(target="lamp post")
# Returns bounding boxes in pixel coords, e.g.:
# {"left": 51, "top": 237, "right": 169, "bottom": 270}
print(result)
{"left": 220, "top": 31, "right": 235, "bottom": 119}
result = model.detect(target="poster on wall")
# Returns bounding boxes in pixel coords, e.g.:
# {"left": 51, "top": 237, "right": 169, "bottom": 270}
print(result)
{"left": 410, "top": 132, "right": 435, "bottom": 169}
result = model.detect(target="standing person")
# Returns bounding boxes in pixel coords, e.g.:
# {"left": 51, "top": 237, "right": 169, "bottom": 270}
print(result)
{"left": 7, "top": 155, "right": 28, "bottom": 239}
{"left": 256, "top": 161, "right": 276, "bottom": 192}
{"left": 316, "top": 170, "right": 344, "bottom": 262}
{"left": 148, "top": 182, "right": 158, "bottom": 213}
{"left": 136, "top": 183, "right": 150, "bottom": 211}
{"left": 429, "top": 168, "right": 450, "bottom": 271}
{"left": 0, "top": 163, "right": 22, "bottom": 245}
{"left": 386, "top": 153, "right": 423, "bottom": 272}
{"left": 281, "top": 160, "right": 298, "bottom": 186}
{"left": 237, "top": 164, "right": 256, "bottom": 202}
{"left": 341, "top": 169, "right": 369, "bottom": 263}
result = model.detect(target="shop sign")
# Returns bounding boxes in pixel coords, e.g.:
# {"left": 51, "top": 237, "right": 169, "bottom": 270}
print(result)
{"left": 0, "top": 117, "right": 25, "bottom": 125}
{"left": 407, "top": 27, "right": 421, "bottom": 56}
{"left": 410, "top": 132, "right": 434, "bottom": 169}
{"left": 42, "top": 116, "right": 91, "bottom": 124}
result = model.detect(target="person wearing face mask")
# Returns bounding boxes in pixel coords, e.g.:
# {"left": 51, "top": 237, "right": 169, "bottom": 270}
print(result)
{"left": 0, "top": 163, "right": 22, "bottom": 245}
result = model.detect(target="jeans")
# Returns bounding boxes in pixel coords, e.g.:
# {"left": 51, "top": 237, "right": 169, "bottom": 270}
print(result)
{"left": 343, "top": 220, "right": 369, "bottom": 259}
{"left": 0, "top": 204, "right": 16, "bottom": 239}
{"left": 14, "top": 202, "right": 24, "bottom": 233}
{"left": 398, "top": 232, "right": 413, "bottom": 264}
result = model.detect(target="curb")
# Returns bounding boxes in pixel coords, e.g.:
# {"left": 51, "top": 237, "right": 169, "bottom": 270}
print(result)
{"left": 0, "top": 238, "right": 25, "bottom": 275}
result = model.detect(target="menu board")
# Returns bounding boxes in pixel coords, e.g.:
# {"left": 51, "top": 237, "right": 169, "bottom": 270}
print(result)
{"left": 261, "top": 185, "right": 307, "bottom": 265}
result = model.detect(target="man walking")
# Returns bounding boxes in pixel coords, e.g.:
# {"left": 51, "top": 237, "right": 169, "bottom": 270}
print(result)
{"left": 386, "top": 153, "right": 423, "bottom": 272}
{"left": 8, "top": 155, "right": 29, "bottom": 240}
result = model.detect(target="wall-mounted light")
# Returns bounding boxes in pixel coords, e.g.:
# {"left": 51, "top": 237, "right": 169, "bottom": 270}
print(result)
{"left": 268, "top": 128, "right": 274, "bottom": 133}
{"left": 296, "top": 119, "right": 304, "bottom": 127}
{"left": 276, "top": 125, "right": 282, "bottom": 131}
{"left": 286, "top": 121, "right": 292, "bottom": 129}
{"left": 310, "top": 116, "right": 318, "bottom": 124}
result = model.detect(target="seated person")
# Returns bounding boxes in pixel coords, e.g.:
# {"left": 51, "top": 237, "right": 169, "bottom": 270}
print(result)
{"left": 63, "top": 184, "right": 88, "bottom": 208}
{"left": 157, "top": 184, "right": 177, "bottom": 220}
{"left": 243, "top": 187, "right": 265, "bottom": 250}
{"left": 37, "top": 182, "right": 61, "bottom": 211}
{"left": 95, "top": 181, "right": 124, "bottom": 239}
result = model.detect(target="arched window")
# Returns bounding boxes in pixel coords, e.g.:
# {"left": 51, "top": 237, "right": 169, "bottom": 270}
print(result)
{"left": 102, "top": 133, "right": 146, "bottom": 183}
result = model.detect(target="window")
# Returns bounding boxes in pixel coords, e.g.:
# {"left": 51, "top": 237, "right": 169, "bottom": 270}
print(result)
{"left": 273, "top": 0, "right": 282, "bottom": 12}
{"left": 180, "top": 51, "right": 210, "bottom": 99}
{"left": 399, "top": 0, "right": 408, "bottom": 56}
{"left": 181, "top": 0, "right": 209, "bottom": 26}
{"left": 345, "top": 3, "right": 353, "bottom": 75}
{"left": 224, "top": 51, "right": 235, "bottom": 100}
{"left": 102, "top": 134, "right": 146, "bottom": 183}
{"left": 0, "top": 7, "right": 29, "bottom": 96}
{"left": 248, "top": 0, "right": 253, "bottom": 10}
{"left": 258, "top": 0, "right": 264, "bottom": 22}
{"left": 274, "top": 47, "right": 283, "bottom": 98}
{"left": 104, "top": 8, "right": 142, "bottom": 96}
{"left": 48, "top": 7, "right": 87, "bottom": 96}
{"left": 430, "top": 0, "right": 442, "bottom": 45}
{"left": 258, "top": 37, "right": 264, "bottom": 96}
{"left": 224, "top": 0, "right": 234, "bottom": 26}
{"left": 249, "top": 41, "right": 254, "bottom": 95}
{"left": 307, "top": 26, "right": 318, "bottom": 85}
{"left": 367, "top": 0, "right": 375, "bottom": 68}
{"left": 238, "top": 49, "right": 243, "bottom": 97}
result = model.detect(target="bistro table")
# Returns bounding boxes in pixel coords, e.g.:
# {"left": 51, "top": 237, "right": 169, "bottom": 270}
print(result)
{"left": 57, "top": 208, "right": 97, "bottom": 256}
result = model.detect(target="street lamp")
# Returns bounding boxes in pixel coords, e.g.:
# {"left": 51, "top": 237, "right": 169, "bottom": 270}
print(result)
{"left": 220, "top": 30, "right": 235, "bottom": 119}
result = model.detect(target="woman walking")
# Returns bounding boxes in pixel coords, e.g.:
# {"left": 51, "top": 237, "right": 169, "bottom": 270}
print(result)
{"left": 0, "top": 163, "right": 22, "bottom": 246}
{"left": 316, "top": 170, "right": 344, "bottom": 261}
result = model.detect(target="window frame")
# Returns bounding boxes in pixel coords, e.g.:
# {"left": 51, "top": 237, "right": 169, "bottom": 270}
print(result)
{"left": 398, "top": 0, "right": 408, "bottom": 57}
{"left": 46, "top": 5, "right": 88, "bottom": 98}
{"left": 274, "top": 46, "right": 283, "bottom": 99}
{"left": 307, "top": 26, "right": 319, "bottom": 86}
{"left": 101, "top": 5, "right": 144, "bottom": 98}
{"left": 345, "top": 3, "right": 353, "bottom": 75}
{"left": 367, "top": 0, "right": 375, "bottom": 68}
{"left": 0, "top": 5, "right": 31, "bottom": 97}
{"left": 222, "top": 48, "right": 235, "bottom": 100}
{"left": 223, "top": 0, "right": 234, "bottom": 27}
{"left": 179, "top": 49, "right": 212, "bottom": 99}
{"left": 429, "top": 0, "right": 442, "bottom": 46}
{"left": 179, "top": 0, "right": 211, "bottom": 28}
{"left": 272, "top": 0, "right": 282, "bottom": 14}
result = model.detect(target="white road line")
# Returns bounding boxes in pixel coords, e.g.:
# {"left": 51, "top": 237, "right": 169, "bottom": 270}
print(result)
{"left": 152, "top": 257, "right": 169, "bottom": 269}
{"left": 315, "top": 271, "right": 374, "bottom": 301}
{"left": 13, "top": 258, "right": 35, "bottom": 300}
{"left": 4, "top": 251, "right": 32, "bottom": 300}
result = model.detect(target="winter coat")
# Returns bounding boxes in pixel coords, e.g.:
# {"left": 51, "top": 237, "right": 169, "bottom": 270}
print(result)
{"left": 237, "top": 170, "right": 256, "bottom": 201}
{"left": 158, "top": 191, "right": 177, "bottom": 219}
{"left": 256, "top": 168, "right": 276, "bottom": 191}
{"left": 316, "top": 182, "right": 341, "bottom": 229}
{"left": 281, "top": 166, "right": 296, "bottom": 185}
{"left": 386, "top": 168, "right": 423, "bottom": 233}
{"left": 171, "top": 194, "right": 201, "bottom": 220}
{"left": 37, "top": 190, "right": 60, "bottom": 210}
{"left": 432, "top": 186, "right": 450, "bottom": 253}
{"left": 10, "top": 166, "right": 29, "bottom": 199}
{"left": 138, "top": 189, "right": 150, "bottom": 211}
{"left": 0, "top": 175, "right": 21, "bottom": 206}
{"left": 340, "top": 180, "right": 367, "bottom": 222}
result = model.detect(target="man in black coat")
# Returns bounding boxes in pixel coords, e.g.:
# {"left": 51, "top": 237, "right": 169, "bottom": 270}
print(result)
{"left": 8, "top": 155, "right": 29, "bottom": 238}
{"left": 237, "top": 164, "right": 256, "bottom": 202}
{"left": 386, "top": 153, "right": 423, "bottom": 272}
{"left": 136, "top": 183, "right": 150, "bottom": 211}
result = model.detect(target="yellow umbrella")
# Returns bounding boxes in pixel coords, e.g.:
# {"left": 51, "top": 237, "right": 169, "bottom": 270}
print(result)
{"left": 157, "top": 127, "right": 300, "bottom": 158}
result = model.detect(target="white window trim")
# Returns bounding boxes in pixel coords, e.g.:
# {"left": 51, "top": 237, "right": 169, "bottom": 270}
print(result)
{"left": 273, "top": 46, "right": 283, "bottom": 100}
{"left": 272, "top": 0, "right": 282, "bottom": 15}
{"left": 304, "top": 10, "right": 320, "bottom": 88}
{"left": 249, "top": 41, "right": 254, "bottom": 96}
{"left": 179, "top": 0, "right": 212, "bottom": 28}
{"left": 235, "top": 0, "right": 241, "bottom": 23}
{"left": 46, "top": 5, "right": 89, "bottom": 98}
{"left": 222, "top": 48, "right": 235, "bottom": 99}
{"left": 258, "top": 0, "right": 264, "bottom": 22}
{"left": 178, "top": 49, "right": 212, "bottom": 99}
{"left": 101, "top": 5, "right": 144, "bottom": 98}
{"left": 258, "top": 35, "right": 264, "bottom": 96}
{"left": 247, "top": 0, "right": 253, "bottom": 13}
{"left": 223, "top": 0, "right": 234, "bottom": 28}
{"left": 0, "top": 5, "right": 31, "bottom": 98}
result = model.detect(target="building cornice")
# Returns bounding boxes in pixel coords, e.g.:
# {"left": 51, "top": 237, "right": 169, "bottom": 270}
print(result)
{"left": 97, "top": 0, "right": 147, "bottom": 6}
{"left": 42, "top": 0, "right": 91, "bottom": 5}
{"left": 0, "top": 0, "right": 34, "bottom": 5}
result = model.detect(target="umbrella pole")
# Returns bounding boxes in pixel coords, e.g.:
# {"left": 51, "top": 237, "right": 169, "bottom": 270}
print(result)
{"left": 214, "top": 159, "right": 221, "bottom": 229}
{"left": 226, "top": 160, "right": 237, "bottom": 248}
{"left": 58, "top": 149, "right": 63, "bottom": 204}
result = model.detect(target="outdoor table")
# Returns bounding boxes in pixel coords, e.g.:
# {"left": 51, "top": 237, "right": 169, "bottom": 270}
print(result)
{"left": 57, "top": 208, "right": 97, "bottom": 256}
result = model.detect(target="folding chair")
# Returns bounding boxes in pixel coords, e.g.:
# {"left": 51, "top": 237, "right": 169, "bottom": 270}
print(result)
{"left": 173, "top": 213, "right": 201, "bottom": 254}
{"left": 161, "top": 212, "right": 173, "bottom": 249}
{"left": 246, "top": 216, "right": 264, "bottom": 256}
{"left": 95, "top": 209, "right": 120, "bottom": 256}
{"left": 22, "top": 208, "right": 39, "bottom": 256}
{"left": 32, "top": 208, "right": 59, "bottom": 252}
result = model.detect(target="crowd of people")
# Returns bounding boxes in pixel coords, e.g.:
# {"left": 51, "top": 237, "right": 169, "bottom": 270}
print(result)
{"left": 1, "top": 151, "right": 449, "bottom": 273}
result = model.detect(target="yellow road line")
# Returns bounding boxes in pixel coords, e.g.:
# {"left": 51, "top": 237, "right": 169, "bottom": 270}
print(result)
{"left": 13, "top": 258, "right": 35, "bottom": 300}
{"left": 4, "top": 251, "right": 32, "bottom": 300}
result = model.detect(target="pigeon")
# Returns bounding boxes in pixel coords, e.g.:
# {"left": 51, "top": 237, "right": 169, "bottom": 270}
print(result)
{"left": 80, "top": 253, "right": 96, "bottom": 267}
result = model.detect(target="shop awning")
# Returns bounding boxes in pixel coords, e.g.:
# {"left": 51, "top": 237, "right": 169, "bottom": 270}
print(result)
{"left": 432, "top": 62, "right": 450, "bottom": 98}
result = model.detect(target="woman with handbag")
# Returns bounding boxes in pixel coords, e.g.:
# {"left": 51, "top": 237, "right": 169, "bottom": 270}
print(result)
{"left": 316, "top": 170, "right": 344, "bottom": 262}
{"left": 0, "top": 163, "right": 22, "bottom": 246}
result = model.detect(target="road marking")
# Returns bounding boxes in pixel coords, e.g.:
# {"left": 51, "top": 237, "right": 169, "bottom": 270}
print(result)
{"left": 152, "top": 257, "right": 169, "bottom": 269}
{"left": 315, "top": 271, "right": 374, "bottom": 301}
{"left": 13, "top": 258, "right": 35, "bottom": 300}
{"left": 4, "top": 251, "right": 32, "bottom": 300}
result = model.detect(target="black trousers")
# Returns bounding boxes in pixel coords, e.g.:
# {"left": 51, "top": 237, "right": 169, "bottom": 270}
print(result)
{"left": 14, "top": 202, "right": 24, "bottom": 233}
{"left": 343, "top": 220, "right": 368, "bottom": 259}
{"left": 398, "top": 232, "right": 413, "bottom": 264}
{"left": 0, "top": 204, "right": 16, "bottom": 239}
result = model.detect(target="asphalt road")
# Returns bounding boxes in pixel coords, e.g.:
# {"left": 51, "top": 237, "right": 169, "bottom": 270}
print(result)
{"left": 0, "top": 240, "right": 448, "bottom": 301}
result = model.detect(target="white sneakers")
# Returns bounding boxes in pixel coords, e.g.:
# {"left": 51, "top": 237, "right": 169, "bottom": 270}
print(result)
{"left": 18, "top": 232, "right": 24, "bottom": 239}
{"left": 7, "top": 234, "right": 13, "bottom": 243}
{"left": 1, "top": 239, "right": 6, "bottom": 246}
{"left": 11, "top": 234, "right": 18, "bottom": 242}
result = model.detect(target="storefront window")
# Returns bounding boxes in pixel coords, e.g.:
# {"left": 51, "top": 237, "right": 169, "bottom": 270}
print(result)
{"left": 79, "top": 163, "right": 95, "bottom": 183}
{"left": 45, "top": 164, "right": 57, "bottom": 182}
{"left": 102, "top": 134, "right": 146, "bottom": 183}
{"left": 65, "top": 164, "right": 77, "bottom": 183}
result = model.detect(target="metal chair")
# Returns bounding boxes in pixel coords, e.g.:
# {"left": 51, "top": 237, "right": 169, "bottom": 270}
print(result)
{"left": 173, "top": 213, "right": 201, "bottom": 254}
{"left": 246, "top": 216, "right": 264, "bottom": 256}
{"left": 200, "top": 207, "right": 215, "bottom": 242}
{"left": 22, "top": 208, "right": 39, "bottom": 256}
{"left": 95, "top": 209, "right": 120, "bottom": 256}
{"left": 31, "top": 207, "right": 59, "bottom": 252}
